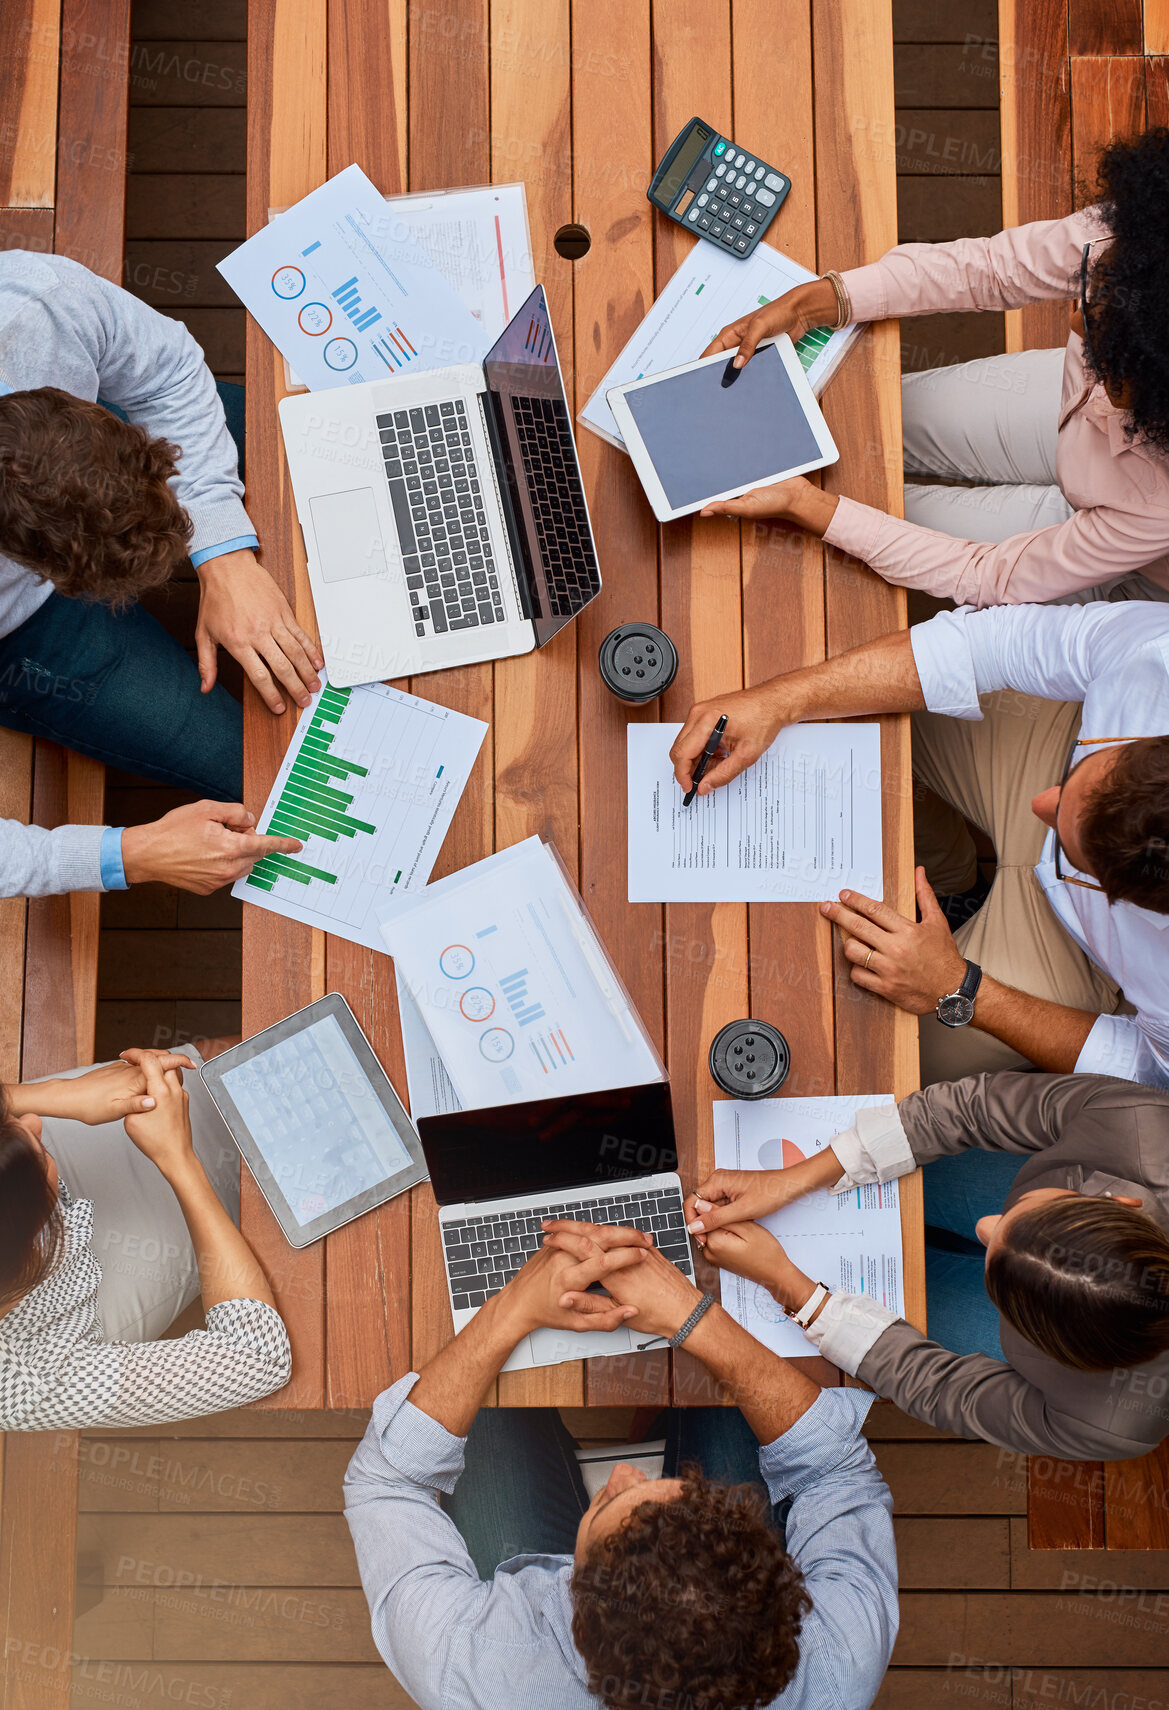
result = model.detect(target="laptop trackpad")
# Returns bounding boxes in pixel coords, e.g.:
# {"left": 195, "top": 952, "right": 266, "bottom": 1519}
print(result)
{"left": 308, "top": 489, "right": 390, "bottom": 584}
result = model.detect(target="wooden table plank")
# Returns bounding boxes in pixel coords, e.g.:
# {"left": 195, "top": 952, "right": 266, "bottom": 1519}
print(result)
{"left": 1071, "top": 54, "right": 1148, "bottom": 189}
{"left": 814, "top": 0, "right": 925, "bottom": 1335}
{"left": 572, "top": 0, "right": 671, "bottom": 1409}
{"left": 319, "top": 0, "right": 413, "bottom": 1413}
{"left": 0, "top": 1434, "right": 80, "bottom": 1710}
{"left": 0, "top": 0, "right": 61, "bottom": 209}
{"left": 1070, "top": 0, "right": 1144, "bottom": 54}
{"left": 243, "top": 0, "right": 328, "bottom": 1406}
{"left": 649, "top": 0, "right": 751, "bottom": 1406}
{"left": 490, "top": 0, "right": 581, "bottom": 1409}
{"left": 406, "top": 0, "right": 497, "bottom": 1396}
{"left": 998, "top": 0, "right": 1073, "bottom": 352}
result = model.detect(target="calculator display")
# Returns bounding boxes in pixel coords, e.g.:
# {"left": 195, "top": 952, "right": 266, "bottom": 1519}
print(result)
{"left": 654, "top": 122, "right": 711, "bottom": 207}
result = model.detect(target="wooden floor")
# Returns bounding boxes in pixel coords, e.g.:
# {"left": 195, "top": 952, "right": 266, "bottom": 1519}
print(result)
{"left": 69, "top": 1, "right": 1169, "bottom": 1705}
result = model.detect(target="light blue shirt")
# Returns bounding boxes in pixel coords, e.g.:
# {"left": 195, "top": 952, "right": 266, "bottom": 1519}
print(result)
{"left": 98, "top": 826, "right": 128, "bottom": 890}
{"left": 343, "top": 1376, "right": 898, "bottom": 1710}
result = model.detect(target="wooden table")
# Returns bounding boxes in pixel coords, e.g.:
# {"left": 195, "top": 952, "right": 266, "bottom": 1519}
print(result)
{"left": 242, "top": 0, "right": 924, "bottom": 1411}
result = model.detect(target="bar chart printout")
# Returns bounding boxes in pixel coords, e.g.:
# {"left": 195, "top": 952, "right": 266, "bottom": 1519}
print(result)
{"left": 234, "top": 680, "right": 487, "bottom": 953}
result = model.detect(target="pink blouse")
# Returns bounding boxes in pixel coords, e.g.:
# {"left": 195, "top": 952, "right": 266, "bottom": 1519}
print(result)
{"left": 824, "top": 208, "right": 1169, "bottom": 605}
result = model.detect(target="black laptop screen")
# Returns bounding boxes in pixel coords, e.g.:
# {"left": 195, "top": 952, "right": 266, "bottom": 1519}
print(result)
{"left": 418, "top": 1082, "right": 677, "bottom": 1207}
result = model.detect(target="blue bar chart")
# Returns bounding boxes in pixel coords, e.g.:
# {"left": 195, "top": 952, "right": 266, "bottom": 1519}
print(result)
{"left": 331, "top": 274, "right": 383, "bottom": 332}
{"left": 499, "top": 968, "right": 545, "bottom": 1027}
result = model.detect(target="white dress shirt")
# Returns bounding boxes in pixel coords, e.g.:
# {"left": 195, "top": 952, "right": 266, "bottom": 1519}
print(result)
{"left": 910, "top": 601, "right": 1169, "bottom": 1086}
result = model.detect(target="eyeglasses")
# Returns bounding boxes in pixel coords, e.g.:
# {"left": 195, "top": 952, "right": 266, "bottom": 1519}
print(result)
{"left": 1077, "top": 239, "right": 1110, "bottom": 372}
{"left": 1052, "top": 734, "right": 1135, "bottom": 891}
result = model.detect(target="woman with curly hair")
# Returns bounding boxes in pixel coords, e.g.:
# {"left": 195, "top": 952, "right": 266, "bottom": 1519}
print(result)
{"left": 698, "top": 128, "right": 1169, "bottom": 609}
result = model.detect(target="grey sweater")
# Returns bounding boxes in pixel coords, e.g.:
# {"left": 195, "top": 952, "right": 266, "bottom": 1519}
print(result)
{"left": 0, "top": 819, "right": 112, "bottom": 897}
{"left": 0, "top": 248, "right": 255, "bottom": 638}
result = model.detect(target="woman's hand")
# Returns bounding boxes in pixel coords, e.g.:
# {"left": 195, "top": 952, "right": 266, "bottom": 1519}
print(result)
{"left": 122, "top": 1053, "right": 197, "bottom": 1178}
{"left": 12, "top": 1052, "right": 193, "bottom": 1126}
{"left": 701, "top": 278, "right": 841, "bottom": 368}
{"left": 701, "top": 1221, "right": 820, "bottom": 1319}
{"left": 686, "top": 1149, "right": 843, "bottom": 1241}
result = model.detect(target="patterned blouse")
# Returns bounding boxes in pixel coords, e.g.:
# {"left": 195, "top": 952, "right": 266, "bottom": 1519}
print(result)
{"left": 0, "top": 1182, "right": 291, "bottom": 1430}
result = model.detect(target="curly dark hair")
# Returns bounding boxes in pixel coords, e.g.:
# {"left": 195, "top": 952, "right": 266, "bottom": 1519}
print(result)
{"left": 1083, "top": 129, "right": 1169, "bottom": 452}
{"left": 1079, "top": 735, "right": 1169, "bottom": 913}
{"left": 985, "top": 1194, "right": 1169, "bottom": 1371}
{"left": 571, "top": 1470, "right": 810, "bottom": 1710}
{"left": 0, "top": 387, "right": 193, "bottom": 606}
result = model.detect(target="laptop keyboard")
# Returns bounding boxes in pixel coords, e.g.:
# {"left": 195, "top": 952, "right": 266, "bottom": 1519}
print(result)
{"left": 443, "top": 1183, "right": 693, "bottom": 1311}
{"left": 377, "top": 400, "right": 505, "bottom": 637}
{"left": 509, "top": 395, "right": 601, "bottom": 618}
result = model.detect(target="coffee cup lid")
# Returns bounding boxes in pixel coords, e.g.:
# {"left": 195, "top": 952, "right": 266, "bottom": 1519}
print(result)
{"left": 598, "top": 624, "right": 678, "bottom": 702}
{"left": 708, "top": 1020, "right": 790, "bottom": 1098}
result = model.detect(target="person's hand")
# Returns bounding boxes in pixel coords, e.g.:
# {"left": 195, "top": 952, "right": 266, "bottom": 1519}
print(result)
{"left": 701, "top": 277, "right": 841, "bottom": 368}
{"left": 669, "top": 679, "right": 791, "bottom": 796}
{"left": 122, "top": 1051, "right": 197, "bottom": 1177}
{"left": 541, "top": 1221, "right": 703, "bottom": 1342}
{"left": 195, "top": 548, "right": 323, "bottom": 715}
{"left": 821, "top": 865, "right": 968, "bottom": 1015}
{"left": 698, "top": 475, "right": 839, "bottom": 538}
{"left": 17, "top": 1052, "right": 194, "bottom": 1125}
{"left": 685, "top": 1166, "right": 809, "bottom": 1241}
{"left": 493, "top": 1236, "right": 647, "bottom": 1340}
{"left": 121, "top": 801, "right": 303, "bottom": 894}
{"left": 701, "top": 1222, "right": 820, "bottom": 1318}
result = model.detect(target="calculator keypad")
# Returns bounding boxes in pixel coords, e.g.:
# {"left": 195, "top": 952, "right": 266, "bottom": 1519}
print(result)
{"left": 689, "top": 145, "right": 784, "bottom": 252}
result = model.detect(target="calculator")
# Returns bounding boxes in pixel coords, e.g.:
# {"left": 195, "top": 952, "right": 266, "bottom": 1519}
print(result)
{"left": 647, "top": 116, "right": 791, "bottom": 258}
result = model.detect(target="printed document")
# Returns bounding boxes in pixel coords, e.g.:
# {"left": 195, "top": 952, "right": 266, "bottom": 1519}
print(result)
{"left": 234, "top": 679, "right": 487, "bottom": 954}
{"left": 713, "top": 1095, "right": 901, "bottom": 1357}
{"left": 218, "top": 163, "right": 485, "bottom": 390}
{"left": 379, "top": 838, "right": 663, "bottom": 1109}
{"left": 627, "top": 723, "right": 883, "bottom": 903}
{"left": 580, "top": 240, "right": 859, "bottom": 449}
{"left": 395, "top": 969, "right": 462, "bottom": 1120}
{"left": 387, "top": 183, "right": 534, "bottom": 342}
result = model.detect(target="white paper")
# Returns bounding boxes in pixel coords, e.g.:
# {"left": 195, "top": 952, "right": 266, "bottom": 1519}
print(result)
{"left": 387, "top": 183, "right": 534, "bottom": 344}
{"left": 395, "top": 968, "right": 462, "bottom": 1120}
{"left": 579, "top": 240, "right": 859, "bottom": 448}
{"left": 234, "top": 679, "right": 487, "bottom": 954}
{"left": 627, "top": 723, "right": 883, "bottom": 903}
{"left": 379, "top": 837, "right": 663, "bottom": 1109}
{"left": 218, "top": 163, "right": 486, "bottom": 390}
{"left": 713, "top": 1095, "right": 901, "bottom": 1356}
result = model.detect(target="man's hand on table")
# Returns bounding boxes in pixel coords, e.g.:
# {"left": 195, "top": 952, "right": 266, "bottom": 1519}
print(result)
{"left": 821, "top": 864, "right": 967, "bottom": 1015}
{"left": 489, "top": 1235, "right": 647, "bottom": 1343}
{"left": 121, "top": 801, "right": 303, "bottom": 894}
{"left": 195, "top": 547, "right": 323, "bottom": 714}
{"left": 669, "top": 679, "right": 793, "bottom": 796}
{"left": 541, "top": 1220, "right": 704, "bottom": 1342}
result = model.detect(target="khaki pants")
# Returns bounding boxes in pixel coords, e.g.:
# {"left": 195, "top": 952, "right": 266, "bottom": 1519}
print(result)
{"left": 912, "top": 691, "right": 1122, "bottom": 1085}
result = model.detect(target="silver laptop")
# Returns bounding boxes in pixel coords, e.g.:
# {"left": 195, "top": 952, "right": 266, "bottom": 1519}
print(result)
{"left": 279, "top": 284, "right": 602, "bottom": 688}
{"left": 417, "top": 1083, "right": 696, "bottom": 1372}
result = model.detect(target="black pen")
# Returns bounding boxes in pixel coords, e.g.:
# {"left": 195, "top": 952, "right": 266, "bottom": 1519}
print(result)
{"left": 683, "top": 714, "right": 727, "bottom": 807}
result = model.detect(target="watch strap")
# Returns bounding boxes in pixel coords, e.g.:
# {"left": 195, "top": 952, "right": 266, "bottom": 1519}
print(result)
{"left": 958, "top": 959, "right": 983, "bottom": 1002}
{"left": 791, "top": 1281, "right": 831, "bottom": 1329}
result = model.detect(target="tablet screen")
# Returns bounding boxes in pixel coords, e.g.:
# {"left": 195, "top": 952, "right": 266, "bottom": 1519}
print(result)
{"left": 622, "top": 344, "right": 823, "bottom": 509}
{"left": 219, "top": 1013, "right": 413, "bottom": 1227}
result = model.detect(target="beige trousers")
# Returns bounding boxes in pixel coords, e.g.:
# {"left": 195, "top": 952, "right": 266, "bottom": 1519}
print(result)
{"left": 912, "top": 691, "right": 1122, "bottom": 1085}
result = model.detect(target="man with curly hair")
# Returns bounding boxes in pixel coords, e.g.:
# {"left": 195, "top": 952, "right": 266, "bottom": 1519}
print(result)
{"left": 695, "top": 127, "right": 1169, "bottom": 611}
{"left": 344, "top": 1224, "right": 898, "bottom": 1710}
{"left": 0, "top": 250, "right": 324, "bottom": 802}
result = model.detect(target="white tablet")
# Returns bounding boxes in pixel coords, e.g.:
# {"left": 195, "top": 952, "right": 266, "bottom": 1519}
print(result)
{"left": 607, "top": 335, "right": 838, "bottom": 522}
{"left": 201, "top": 993, "right": 428, "bottom": 1248}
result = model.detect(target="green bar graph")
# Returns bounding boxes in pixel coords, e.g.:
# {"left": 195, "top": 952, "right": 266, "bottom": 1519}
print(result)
{"left": 246, "top": 684, "right": 376, "bottom": 891}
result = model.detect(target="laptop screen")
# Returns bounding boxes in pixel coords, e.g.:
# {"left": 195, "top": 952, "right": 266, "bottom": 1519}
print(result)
{"left": 483, "top": 284, "right": 601, "bottom": 647}
{"left": 418, "top": 1081, "right": 677, "bottom": 1207}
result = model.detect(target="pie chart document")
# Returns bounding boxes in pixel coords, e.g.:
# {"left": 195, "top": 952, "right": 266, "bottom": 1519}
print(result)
{"left": 713, "top": 1093, "right": 902, "bottom": 1357}
{"left": 379, "top": 836, "right": 663, "bottom": 1110}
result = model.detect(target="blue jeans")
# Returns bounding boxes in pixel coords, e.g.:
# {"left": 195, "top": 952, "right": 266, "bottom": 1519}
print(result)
{"left": 445, "top": 1405, "right": 775, "bottom": 1580}
{"left": 0, "top": 381, "right": 247, "bottom": 800}
{"left": 922, "top": 1149, "right": 1025, "bottom": 1361}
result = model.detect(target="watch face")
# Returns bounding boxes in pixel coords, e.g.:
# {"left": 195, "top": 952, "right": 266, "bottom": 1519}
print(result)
{"left": 937, "top": 994, "right": 975, "bottom": 1028}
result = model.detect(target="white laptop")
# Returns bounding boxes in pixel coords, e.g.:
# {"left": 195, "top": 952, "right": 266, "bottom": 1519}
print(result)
{"left": 416, "top": 1082, "right": 696, "bottom": 1372}
{"left": 279, "top": 284, "right": 602, "bottom": 688}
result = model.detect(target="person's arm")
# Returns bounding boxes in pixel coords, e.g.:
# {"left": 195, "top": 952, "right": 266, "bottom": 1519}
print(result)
{"left": 669, "top": 627, "right": 921, "bottom": 794}
{"left": 120, "top": 800, "right": 303, "bottom": 894}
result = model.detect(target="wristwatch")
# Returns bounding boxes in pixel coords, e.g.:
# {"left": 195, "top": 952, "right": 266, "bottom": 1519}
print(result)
{"left": 790, "top": 1281, "right": 831, "bottom": 1329}
{"left": 936, "top": 959, "right": 983, "bottom": 1028}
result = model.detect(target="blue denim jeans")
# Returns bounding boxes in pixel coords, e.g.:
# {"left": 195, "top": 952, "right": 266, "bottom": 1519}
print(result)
{"left": 922, "top": 1148, "right": 1026, "bottom": 1361}
{"left": 445, "top": 1405, "right": 774, "bottom": 1580}
{"left": 0, "top": 381, "right": 247, "bottom": 800}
